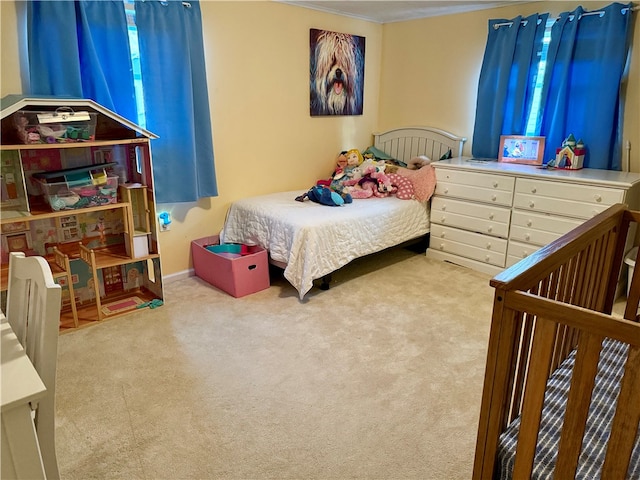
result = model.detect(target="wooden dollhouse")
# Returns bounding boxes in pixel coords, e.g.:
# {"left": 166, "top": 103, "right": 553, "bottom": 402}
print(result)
{"left": 0, "top": 96, "right": 164, "bottom": 331}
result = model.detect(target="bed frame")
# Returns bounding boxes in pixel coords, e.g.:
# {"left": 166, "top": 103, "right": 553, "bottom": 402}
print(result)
{"left": 473, "top": 203, "right": 640, "bottom": 479}
{"left": 222, "top": 126, "right": 466, "bottom": 299}
{"left": 373, "top": 126, "right": 466, "bottom": 162}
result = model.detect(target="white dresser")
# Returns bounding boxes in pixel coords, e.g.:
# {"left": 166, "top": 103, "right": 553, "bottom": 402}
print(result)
{"left": 427, "top": 158, "right": 640, "bottom": 275}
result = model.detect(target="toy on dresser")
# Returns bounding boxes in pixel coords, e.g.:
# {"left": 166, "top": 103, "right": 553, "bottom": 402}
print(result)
{"left": 548, "top": 134, "right": 585, "bottom": 170}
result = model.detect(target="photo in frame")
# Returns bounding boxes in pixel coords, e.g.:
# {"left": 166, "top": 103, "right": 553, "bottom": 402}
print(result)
{"left": 310, "top": 28, "right": 365, "bottom": 116}
{"left": 498, "top": 135, "right": 546, "bottom": 165}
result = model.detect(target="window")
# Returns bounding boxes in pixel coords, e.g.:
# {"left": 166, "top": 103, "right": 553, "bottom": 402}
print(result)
{"left": 524, "top": 21, "right": 552, "bottom": 137}
{"left": 26, "top": 0, "right": 218, "bottom": 202}
{"left": 124, "top": 1, "right": 146, "bottom": 129}
{"left": 473, "top": 3, "right": 633, "bottom": 170}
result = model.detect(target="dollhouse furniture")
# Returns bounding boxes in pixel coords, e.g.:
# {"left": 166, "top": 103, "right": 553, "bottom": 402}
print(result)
{"left": 0, "top": 96, "right": 164, "bottom": 331}
{"left": 51, "top": 247, "right": 79, "bottom": 327}
{"left": 427, "top": 158, "right": 640, "bottom": 276}
{"left": 3, "top": 252, "right": 62, "bottom": 480}
{"left": 473, "top": 204, "right": 640, "bottom": 479}
{"left": 223, "top": 127, "right": 466, "bottom": 299}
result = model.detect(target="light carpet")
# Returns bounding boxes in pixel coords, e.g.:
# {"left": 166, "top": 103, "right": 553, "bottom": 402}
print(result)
{"left": 55, "top": 246, "right": 495, "bottom": 479}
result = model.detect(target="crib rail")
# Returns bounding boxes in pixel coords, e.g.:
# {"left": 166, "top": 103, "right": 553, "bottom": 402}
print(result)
{"left": 473, "top": 203, "right": 640, "bottom": 479}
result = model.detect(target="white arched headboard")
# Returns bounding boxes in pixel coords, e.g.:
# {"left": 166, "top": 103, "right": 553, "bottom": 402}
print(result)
{"left": 373, "top": 126, "right": 466, "bottom": 164}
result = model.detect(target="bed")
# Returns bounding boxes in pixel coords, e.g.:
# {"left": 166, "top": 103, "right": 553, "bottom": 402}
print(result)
{"left": 222, "top": 126, "right": 466, "bottom": 299}
{"left": 473, "top": 203, "right": 640, "bottom": 479}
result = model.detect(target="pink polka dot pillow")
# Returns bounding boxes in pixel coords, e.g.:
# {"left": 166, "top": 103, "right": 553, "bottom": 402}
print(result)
{"left": 396, "top": 165, "right": 436, "bottom": 202}
{"left": 387, "top": 173, "right": 414, "bottom": 199}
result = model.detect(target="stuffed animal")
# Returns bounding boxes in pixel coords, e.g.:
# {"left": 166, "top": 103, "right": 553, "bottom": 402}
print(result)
{"left": 343, "top": 166, "right": 395, "bottom": 199}
{"left": 295, "top": 185, "right": 352, "bottom": 206}
{"left": 407, "top": 155, "right": 431, "bottom": 170}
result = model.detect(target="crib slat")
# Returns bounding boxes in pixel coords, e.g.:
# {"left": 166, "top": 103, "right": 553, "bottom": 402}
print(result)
{"left": 602, "top": 346, "right": 640, "bottom": 478}
{"left": 472, "top": 294, "right": 522, "bottom": 480}
{"left": 512, "top": 316, "right": 556, "bottom": 478}
{"left": 625, "top": 247, "right": 640, "bottom": 322}
{"left": 554, "top": 333, "right": 603, "bottom": 478}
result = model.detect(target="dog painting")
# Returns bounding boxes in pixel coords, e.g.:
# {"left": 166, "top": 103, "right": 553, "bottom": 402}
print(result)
{"left": 310, "top": 29, "right": 365, "bottom": 116}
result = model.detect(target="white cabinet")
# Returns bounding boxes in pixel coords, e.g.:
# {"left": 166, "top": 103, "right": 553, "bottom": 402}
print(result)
{"left": 427, "top": 158, "right": 640, "bottom": 275}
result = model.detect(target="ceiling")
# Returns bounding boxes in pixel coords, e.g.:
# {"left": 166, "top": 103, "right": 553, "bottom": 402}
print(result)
{"left": 279, "top": 1, "right": 524, "bottom": 24}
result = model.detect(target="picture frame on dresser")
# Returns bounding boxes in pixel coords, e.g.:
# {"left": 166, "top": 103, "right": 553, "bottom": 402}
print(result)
{"left": 498, "top": 135, "right": 545, "bottom": 165}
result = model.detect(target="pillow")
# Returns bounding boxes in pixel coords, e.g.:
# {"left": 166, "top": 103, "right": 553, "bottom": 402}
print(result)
{"left": 396, "top": 165, "right": 436, "bottom": 202}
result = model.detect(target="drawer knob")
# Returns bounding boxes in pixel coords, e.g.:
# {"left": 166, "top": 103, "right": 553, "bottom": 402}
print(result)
{"left": 531, "top": 187, "right": 537, "bottom": 194}
{"left": 493, "top": 181, "right": 498, "bottom": 188}
{"left": 527, "top": 220, "right": 532, "bottom": 227}
{"left": 485, "top": 255, "right": 491, "bottom": 262}
{"left": 439, "top": 243, "right": 445, "bottom": 250}
{"left": 529, "top": 201, "right": 535, "bottom": 208}
{"left": 441, "top": 204, "right": 446, "bottom": 211}
{"left": 487, "top": 226, "right": 493, "bottom": 233}
{"left": 440, "top": 232, "right": 445, "bottom": 238}
{"left": 594, "top": 194, "right": 602, "bottom": 202}
{"left": 441, "top": 216, "right": 446, "bottom": 223}
{"left": 525, "top": 233, "right": 531, "bottom": 241}
{"left": 488, "top": 213, "right": 494, "bottom": 220}
{"left": 444, "top": 188, "right": 449, "bottom": 194}
{"left": 491, "top": 195, "right": 497, "bottom": 202}
{"left": 486, "top": 243, "right": 492, "bottom": 250}
{"left": 522, "top": 251, "right": 528, "bottom": 258}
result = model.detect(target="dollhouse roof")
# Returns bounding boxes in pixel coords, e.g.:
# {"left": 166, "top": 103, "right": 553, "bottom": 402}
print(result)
{"left": 0, "top": 95, "right": 157, "bottom": 140}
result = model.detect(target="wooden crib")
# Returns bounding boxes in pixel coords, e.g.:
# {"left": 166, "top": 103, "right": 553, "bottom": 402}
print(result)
{"left": 473, "top": 203, "right": 640, "bottom": 479}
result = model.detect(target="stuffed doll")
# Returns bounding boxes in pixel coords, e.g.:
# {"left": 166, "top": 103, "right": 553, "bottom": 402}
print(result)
{"left": 317, "top": 151, "right": 349, "bottom": 188}
{"left": 329, "top": 148, "right": 364, "bottom": 194}
{"left": 295, "top": 185, "right": 352, "bottom": 206}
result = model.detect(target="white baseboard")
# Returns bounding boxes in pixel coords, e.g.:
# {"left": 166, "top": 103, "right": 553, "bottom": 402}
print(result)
{"left": 163, "top": 268, "right": 195, "bottom": 284}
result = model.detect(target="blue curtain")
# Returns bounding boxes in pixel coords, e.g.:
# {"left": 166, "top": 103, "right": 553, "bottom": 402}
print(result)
{"left": 471, "top": 13, "right": 548, "bottom": 158}
{"left": 26, "top": 0, "right": 218, "bottom": 202}
{"left": 134, "top": 0, "right": 218, "bottom": 203}
{"left": 27, "top": 1, "right": 137, "bottom": 123}
{"left": 539, "top": 3, "right": 632, "bottom": 170}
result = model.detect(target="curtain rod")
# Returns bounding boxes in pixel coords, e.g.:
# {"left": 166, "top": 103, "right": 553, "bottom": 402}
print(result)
{"left": 493, "top": 5, "right": 638, "bottom": 29}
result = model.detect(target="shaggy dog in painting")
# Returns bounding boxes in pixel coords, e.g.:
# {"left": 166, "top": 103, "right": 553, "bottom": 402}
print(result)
{"left": 310, "top": 29, "right": 365, "bottom": 116}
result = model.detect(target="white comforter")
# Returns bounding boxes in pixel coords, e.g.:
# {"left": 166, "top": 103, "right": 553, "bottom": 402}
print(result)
{"left": 222, "top": 190, "right": 429, "bottom": 299}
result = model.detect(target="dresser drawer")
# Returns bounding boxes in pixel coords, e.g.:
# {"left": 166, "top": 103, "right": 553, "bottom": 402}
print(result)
{"left": 437, "top": 169, "right": 515, "bottom": 192}
{"left": 509, "top": 211, "right": 583, "bottom": 246}
{"left": 431, "top": 197, "right": 510, "bottom": 238}
{"left": 514, "top": 179, "right": 624, "bottom": 219}
{"left": 435, "top": 182, "right": 514, "bottom": 206}
{"left": 430, "top": 224, "right": 507, "bottom": 267}
{"left": 513, "top": 194, "right": 613, "bottom": 220}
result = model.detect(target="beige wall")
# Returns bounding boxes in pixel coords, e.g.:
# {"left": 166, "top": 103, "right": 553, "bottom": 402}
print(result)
{"left": 1, "top": 1, "right": 638, "bottom": 279}
{"left": 0, "top": 1, "right": 384, "bottom": 278}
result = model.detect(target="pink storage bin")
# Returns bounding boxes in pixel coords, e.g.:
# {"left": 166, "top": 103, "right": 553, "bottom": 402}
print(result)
{"left": 191, "top": 235, "right": 270, "bottom": 298}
